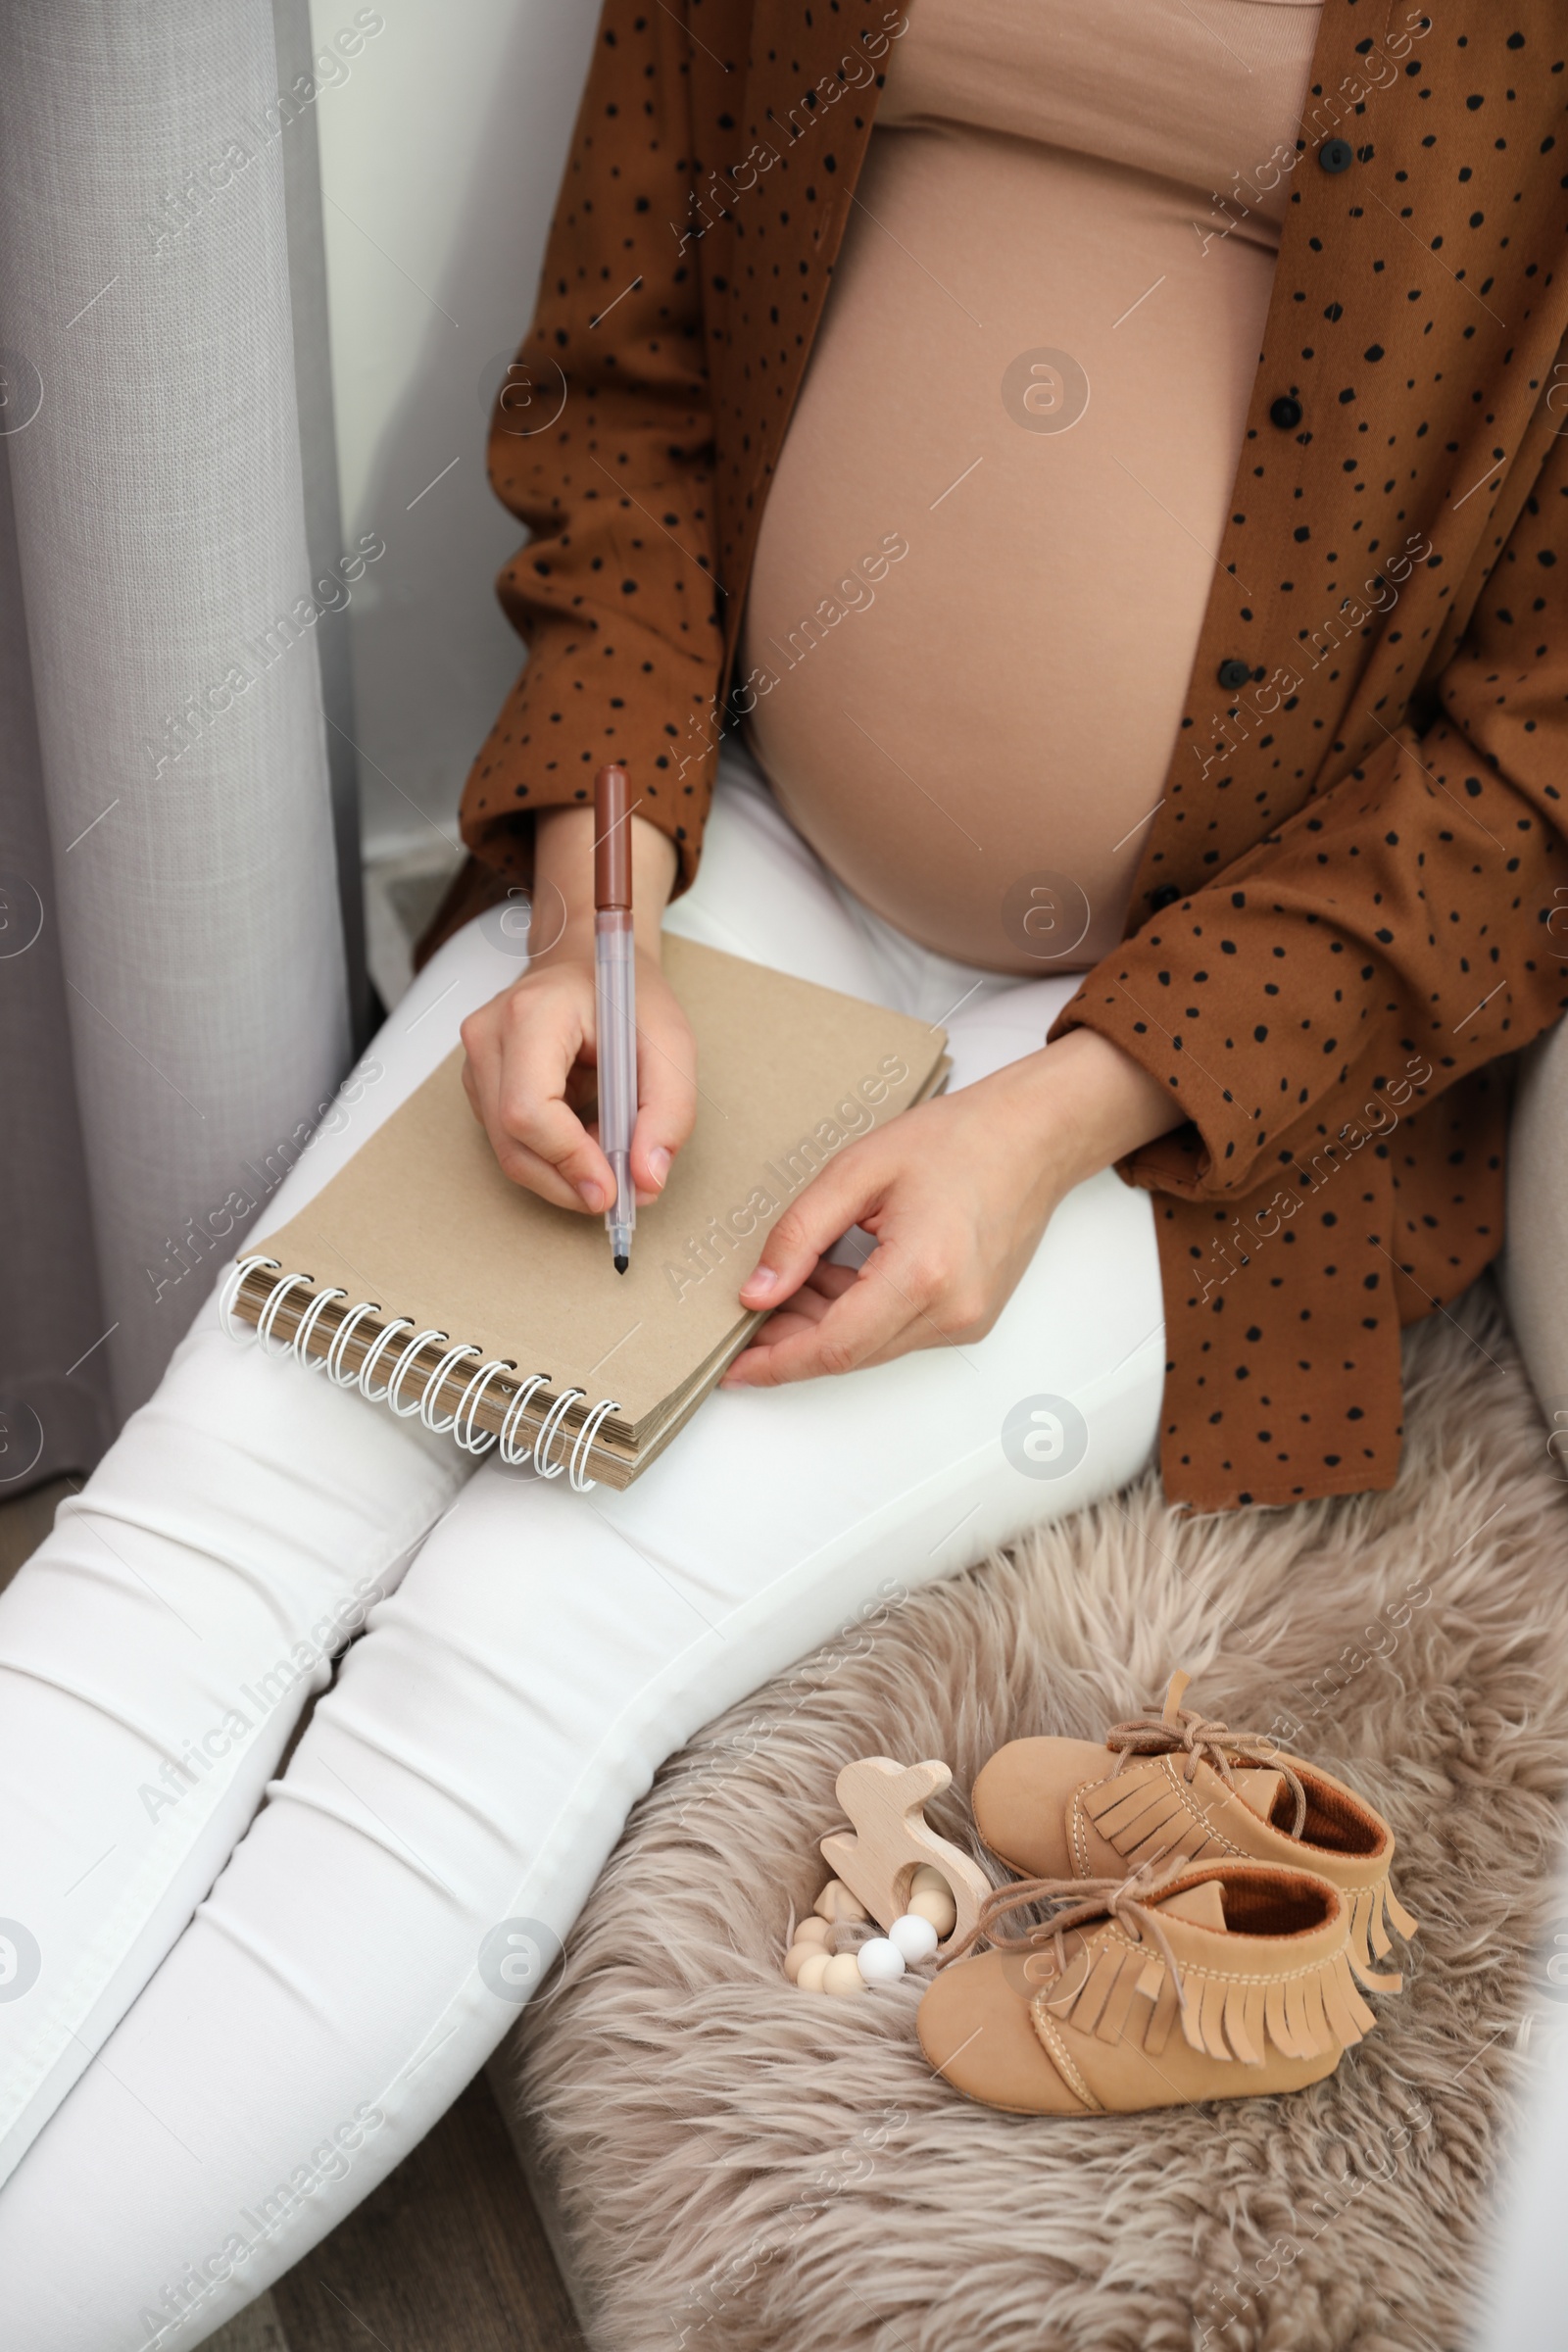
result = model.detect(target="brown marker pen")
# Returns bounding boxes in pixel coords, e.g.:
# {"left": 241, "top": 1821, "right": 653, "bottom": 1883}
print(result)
{"left": 593, "top": 762, "right": 636, "bottom": 1271}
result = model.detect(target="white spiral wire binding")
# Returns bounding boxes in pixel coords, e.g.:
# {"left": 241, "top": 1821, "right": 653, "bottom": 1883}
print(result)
{"left": 257, "top": 1270, "right": 317, "bottom": 1356}
{"left": 326, "top": 1298, "right": 384, "bottom": 1386}
{"left": 568, "top": 1395, "right": 621, "bottom": 1493}
{"left": 219, "top": 1254, "right": 278, "bottom": 1342}
{"left": 498, "top": 1373, "right": 552, "bottom": 1467}
{"left": 292, "top": 1286, "right": 348, "bottom": 1371}
{"left": 452, "top": 1359, "right": 514, "bottom": 1457}
{"left": 386, "top": 1329, "right": 450, "bottom": 1417}
{"left": 417, "top": 1342, "right": 482, "bottom": 1435}
{"left": 533, "top": 1386, "right": 586, "bottom": 1480}
{"left": 357, "top": 1316, "right": 416, "bottom": 1403}
{"left": 217, "top": 1263, "right": 616, "bottom": 1490}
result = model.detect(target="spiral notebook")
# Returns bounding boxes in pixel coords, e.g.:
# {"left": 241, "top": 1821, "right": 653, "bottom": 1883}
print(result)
{"left": 224, "top": 936, "right": 951, "bottom": 1490}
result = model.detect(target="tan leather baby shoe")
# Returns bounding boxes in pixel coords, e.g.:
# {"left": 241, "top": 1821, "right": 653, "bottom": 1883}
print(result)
{"left": 972, "top": 1672, "right": 1417, "bottom": 1991}
{"left": 917, "top": 1855, "right": 1377, "bottom": 2115}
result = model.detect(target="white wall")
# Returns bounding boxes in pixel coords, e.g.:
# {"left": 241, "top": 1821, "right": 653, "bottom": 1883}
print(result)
{"left": 306, "top": 0, "right": 598, "bottom": 855}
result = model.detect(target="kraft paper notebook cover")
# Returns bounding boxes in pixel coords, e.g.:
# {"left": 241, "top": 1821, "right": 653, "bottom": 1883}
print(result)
{"left": 225, "top": 936, "right": 950, "bottom": 1490}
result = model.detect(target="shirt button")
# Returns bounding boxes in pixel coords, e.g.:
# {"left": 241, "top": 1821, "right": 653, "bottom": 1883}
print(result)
{"left": 1217, "top": 659, "right": 1251, "bottom": 689}
{"left": 1319, "top": 138, "right": 1353, "bottom": 173}
{"left": 1149, "top": 884, "right": 1182, "bottom": 912}
{"left": 1269, "top": 395, "right": 1302, "bottom": 429}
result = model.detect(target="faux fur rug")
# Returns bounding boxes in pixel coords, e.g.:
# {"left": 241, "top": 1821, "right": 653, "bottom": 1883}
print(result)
{"left": 503, "top": 1283, "right": 1568, "bottom": 2352}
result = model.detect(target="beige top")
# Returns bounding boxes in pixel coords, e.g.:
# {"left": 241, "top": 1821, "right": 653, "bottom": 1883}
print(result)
{"left": 740, "top": 0, "right": 1321, "bottom": 972}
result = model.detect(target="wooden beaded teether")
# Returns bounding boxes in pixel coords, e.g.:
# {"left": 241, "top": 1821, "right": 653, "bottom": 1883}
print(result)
{"left": 782, "top": 1756, "right": 991, "bottom": 1993}
{"left": 820, "top": 1757, "right": 989, "bottom": 1950}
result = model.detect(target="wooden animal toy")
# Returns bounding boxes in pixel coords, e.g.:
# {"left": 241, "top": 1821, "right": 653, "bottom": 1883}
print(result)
{"left": 818, "top": 1757, "right": 989, "bottom": 1954}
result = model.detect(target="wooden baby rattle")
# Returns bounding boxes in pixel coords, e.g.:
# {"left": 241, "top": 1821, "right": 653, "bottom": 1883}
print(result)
{"left": 818, "top": 1757, "right": 989, "bottom": 1956}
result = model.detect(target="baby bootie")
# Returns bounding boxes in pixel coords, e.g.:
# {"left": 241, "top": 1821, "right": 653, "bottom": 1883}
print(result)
{"left": 971, "top": 1672, "right": 1417, "bottom": 1990}
{"left": 917, "top": 1855, "right": 1376, "bottom": 2115}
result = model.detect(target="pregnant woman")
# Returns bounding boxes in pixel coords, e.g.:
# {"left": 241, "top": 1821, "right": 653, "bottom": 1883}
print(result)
{"left": 3, "top": 0, "right": 1564, "bottom": 2340}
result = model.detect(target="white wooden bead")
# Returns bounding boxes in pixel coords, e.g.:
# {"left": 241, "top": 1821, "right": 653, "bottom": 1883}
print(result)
{"left": 907, "top": 1885, "right": 957, "bottom": 1936}
{"left": 888, "top": 1913, "right": 940, "bottom": 1963}
{"left": 792, "top": 1915, "right": 833, "bottom": 1948}
{"left": 856, "top": 1937, "right": 906, "bottom": 1985}
{"left": 813, "top": 1879, "right": 869, "bottom": 1925}
{"left": 795, "top": 1950, "right": 833, "bottom": 1993}
{"left": 822, "top": 1952, "right": 868, "bottom": 1996}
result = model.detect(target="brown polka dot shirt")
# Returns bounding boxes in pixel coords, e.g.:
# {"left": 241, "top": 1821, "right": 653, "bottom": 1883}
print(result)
{"left": 430, "top": 0, "right": 1568, "bottom": 1513}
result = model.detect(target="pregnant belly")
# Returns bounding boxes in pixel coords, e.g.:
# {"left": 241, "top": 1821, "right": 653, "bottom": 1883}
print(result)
{"left": 739, "top": 124, "right": 1281, "bottom": 974}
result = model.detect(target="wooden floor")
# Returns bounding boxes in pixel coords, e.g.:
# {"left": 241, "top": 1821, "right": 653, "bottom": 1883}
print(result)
{"left": 1, "top": 1482, "right": 589, "bottom": 2352}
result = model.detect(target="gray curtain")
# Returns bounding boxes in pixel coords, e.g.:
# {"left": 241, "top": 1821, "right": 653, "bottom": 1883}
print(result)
{"left": 0, "top": 0, "right": 364, "bottom": 1488}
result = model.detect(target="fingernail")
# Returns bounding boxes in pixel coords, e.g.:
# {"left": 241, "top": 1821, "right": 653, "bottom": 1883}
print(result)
{"left": 648, "top": 1146, "right": 671, "bottom": 1188}
{"left": 743, "top": 1266, "right": 777, "bottom": 1298}
{"left": 576, "top": 1179, "right": 603, "bottom": 1210}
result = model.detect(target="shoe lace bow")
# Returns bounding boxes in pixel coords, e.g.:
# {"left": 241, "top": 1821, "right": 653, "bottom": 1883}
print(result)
{"left": 943, "top": 1853, "right": 1197, "bottom": 2012}
{"left": 1104, "top": 1668, "right": 1307, "bottom": 1838}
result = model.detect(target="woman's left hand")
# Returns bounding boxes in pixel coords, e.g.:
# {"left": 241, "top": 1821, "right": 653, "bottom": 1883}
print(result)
{"left": 720, "top": 1027, "right": 1176, "bottom": 1387}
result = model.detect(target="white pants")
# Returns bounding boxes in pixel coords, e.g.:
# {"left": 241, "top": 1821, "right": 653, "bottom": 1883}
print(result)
{"left": 0, "top": 751, "right": 1163, "bottom": 2348}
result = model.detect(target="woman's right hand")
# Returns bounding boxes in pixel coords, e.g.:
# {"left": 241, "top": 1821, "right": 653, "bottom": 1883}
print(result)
{"left": 459, "top": 806, "right": 696, "bottom": 1216}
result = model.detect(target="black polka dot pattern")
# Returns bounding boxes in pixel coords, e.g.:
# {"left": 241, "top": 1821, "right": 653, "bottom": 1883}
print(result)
{"left": 433, "top": 0, "right": 1568, "bottom": 1514}
{"left": 1051, "top": 0, "right": 1568, "bottom": 1507}
{"left": 460, "top": 0, "right": 892, "bottom": 894}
